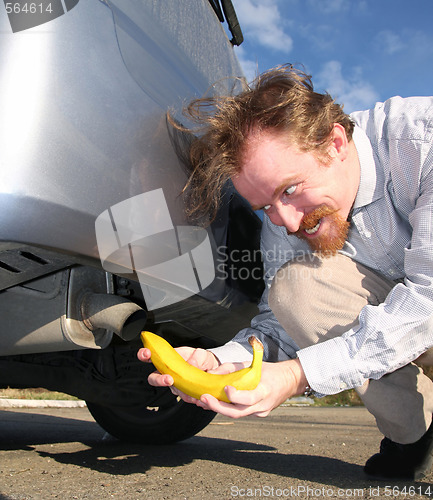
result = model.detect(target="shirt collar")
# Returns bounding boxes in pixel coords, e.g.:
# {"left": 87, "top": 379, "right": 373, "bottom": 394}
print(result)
{"left": 352, "top": 125, "right": 385, "bottom": 209}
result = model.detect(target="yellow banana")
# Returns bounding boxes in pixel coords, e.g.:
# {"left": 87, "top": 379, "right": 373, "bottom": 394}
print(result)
{"left": 141, "top": 331, "right": 264, "bottom": 403}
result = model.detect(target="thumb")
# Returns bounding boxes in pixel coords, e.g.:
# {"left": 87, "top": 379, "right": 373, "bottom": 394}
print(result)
{"left": 208, "top": 361, "right": 249, "bottom": 375}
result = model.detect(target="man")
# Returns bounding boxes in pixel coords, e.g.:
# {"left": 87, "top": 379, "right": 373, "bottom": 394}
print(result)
{"left": 138, "top": 65, "right": 433, "bottom": 480}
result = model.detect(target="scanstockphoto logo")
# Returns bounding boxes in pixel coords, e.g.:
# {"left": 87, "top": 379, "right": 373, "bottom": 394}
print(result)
{"left": 3, "top": 0, "right": 79, "bottom": 33}
{"left": 95, "top": 189, "right": 215, "bottom": 311}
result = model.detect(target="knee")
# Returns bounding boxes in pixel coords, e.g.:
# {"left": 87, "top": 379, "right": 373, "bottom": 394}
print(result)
{"left": 268, "top": 255, "right": 326, "bottom": 346}
{"left": 269, "top": 255, "right": 323, "bottom": 315}
{"left": 268, "top": 253, "right": 368, "bottom": 347}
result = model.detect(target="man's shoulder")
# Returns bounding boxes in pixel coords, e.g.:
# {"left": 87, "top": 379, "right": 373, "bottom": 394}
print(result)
{"left": 351, "top": 96, "right": 433, "bottom": 143}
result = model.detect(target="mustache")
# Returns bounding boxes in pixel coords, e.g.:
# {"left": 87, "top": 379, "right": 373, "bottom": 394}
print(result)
{"left": 288, "top": 205, "right": 351, "bottom": 257}
{"left": 287, "top": 205, "right": 338, "bottom": 235}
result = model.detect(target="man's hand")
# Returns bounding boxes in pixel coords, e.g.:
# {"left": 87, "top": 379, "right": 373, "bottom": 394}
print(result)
{"left": 196, "top": 358, "right": 308, "bottom": 418}
{"left": 137, "top": 345, "right": 221, "bottom": 404}
{"left": 138, "top": 346, "right": 309, "bottom": 417}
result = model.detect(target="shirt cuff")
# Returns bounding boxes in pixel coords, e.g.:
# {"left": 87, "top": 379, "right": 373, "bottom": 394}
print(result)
{"left": 209, "top": 341, "right": 253, "bottom": 365}
{"left": 296, "top": 336, "right": 365, "bottom": 395}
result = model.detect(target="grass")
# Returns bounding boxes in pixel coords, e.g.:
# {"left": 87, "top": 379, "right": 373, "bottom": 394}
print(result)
{"left": 0, "top": 387, "right": 369, "bottom": 406}
{"left": 2, "top": 366, "right": 432, "bottom": 404}
{"left": 0, "top": 387, "right": 79, "bottom": 401}
{"left": 312, "top": 365, "right": 433, "bottom": 407}
{"left": 312, "top": 389, "right": 363, "bottom": 407}
{"left": 0, "top": 386, "right": 361, "bottom": 405}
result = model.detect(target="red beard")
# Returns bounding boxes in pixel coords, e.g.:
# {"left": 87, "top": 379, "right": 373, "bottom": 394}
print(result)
{"left": 291, "top": 205, "right": 350, "bottom": 257}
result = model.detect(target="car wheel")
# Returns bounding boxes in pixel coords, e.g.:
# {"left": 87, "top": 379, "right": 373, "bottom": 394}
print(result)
{"left": 86, "top": 387, "right": 216, "bottom": 444}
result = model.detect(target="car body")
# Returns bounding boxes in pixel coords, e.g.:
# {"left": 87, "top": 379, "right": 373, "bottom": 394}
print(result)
{"left": 0, "top": 0, "right": 263, "bottom": 443}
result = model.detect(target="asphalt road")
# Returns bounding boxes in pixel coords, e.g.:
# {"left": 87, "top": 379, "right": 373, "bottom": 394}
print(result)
{"left": 0, "top": 405, "right": 432, "bottom": 499}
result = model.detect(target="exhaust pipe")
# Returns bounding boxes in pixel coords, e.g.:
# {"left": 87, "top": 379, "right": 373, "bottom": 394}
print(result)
{"left": 80, "top": 293, "right": 147, "bottom": 341}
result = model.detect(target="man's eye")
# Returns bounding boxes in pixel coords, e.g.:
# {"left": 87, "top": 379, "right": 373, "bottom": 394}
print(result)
{"left": 284, "top": 185, "right": 296, "bottom": 196}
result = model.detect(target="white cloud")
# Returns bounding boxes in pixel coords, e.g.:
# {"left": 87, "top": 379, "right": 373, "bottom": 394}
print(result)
{"left": 315, "top": 61, "right": 379, "bottom": 112}
{"left": 374, "top": 29, "right": 433, "bottom": 60}
{"left": 235, "top": 0, "right": 293, "bottom": 53}
{"left": 306, "top": 0, "right": 349, "bottom": 14}
{"left": 234, "top": 45, "right": 260, "bottom": 83}
{"left": 375, "top": 30, "right": 406, "bottom": 55}
{"left": 297, "top": 22, "right": 336, "bottom": 53}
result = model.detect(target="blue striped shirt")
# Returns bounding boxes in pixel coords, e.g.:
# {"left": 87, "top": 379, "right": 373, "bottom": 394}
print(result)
{"left": 211, "top": 96, "right": 433, "bottom": 395}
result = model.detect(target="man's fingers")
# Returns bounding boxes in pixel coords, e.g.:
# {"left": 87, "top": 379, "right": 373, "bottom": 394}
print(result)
{"left": 146, "top": 371, "right": 203, "bottom": 407}
{"left": 198, "top": 394, "right": 253, "bottom": 418}
{"left": 147, "top": 371, "right": 174, "bottom": 387}
{"left": 137, "top": 347, "right": 152, "bottom": 363}
{"left": 207, "top": 361, "right": 249, "bottom": 375}
{"left": 196, "top": 384, "right": 270, "bottom": 418}
{"left": 224, "top": 385, "right": 267, "bottom": 406}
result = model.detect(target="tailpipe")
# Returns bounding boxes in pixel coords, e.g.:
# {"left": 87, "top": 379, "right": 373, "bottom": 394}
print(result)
{"left": 80, "top": 293, "right": 147, "bottom": 341}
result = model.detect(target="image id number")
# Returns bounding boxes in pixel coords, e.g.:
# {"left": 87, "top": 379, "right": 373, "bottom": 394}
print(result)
{"left": 5, "top": 2, "right": 53, "bottom": 14}
{"left": 384, "top": 485, "right": 432, "bottom": 496}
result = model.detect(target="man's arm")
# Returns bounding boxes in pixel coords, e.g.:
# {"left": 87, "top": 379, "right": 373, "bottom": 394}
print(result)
{"left": 299, "top": 118, "right": 433, "bottom": 394}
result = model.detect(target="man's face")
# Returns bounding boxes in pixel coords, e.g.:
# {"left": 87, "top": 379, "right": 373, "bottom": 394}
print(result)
{"left": 232, "top": 129, "right": 358, "bottom": 256}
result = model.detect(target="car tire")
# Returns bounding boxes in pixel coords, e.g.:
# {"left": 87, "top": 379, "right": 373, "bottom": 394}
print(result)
{"left": 86, "top": 388, "right": 217, "bottom": 444}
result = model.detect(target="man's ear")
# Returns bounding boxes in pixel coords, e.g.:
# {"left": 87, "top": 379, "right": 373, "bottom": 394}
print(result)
{"left": 329, "top": 123, "right": 349, "bottom": 161}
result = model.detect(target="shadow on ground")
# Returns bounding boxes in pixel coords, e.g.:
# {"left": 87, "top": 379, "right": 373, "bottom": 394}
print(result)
{"left": 1, "top": 408, "right": 432, "bottom": 495}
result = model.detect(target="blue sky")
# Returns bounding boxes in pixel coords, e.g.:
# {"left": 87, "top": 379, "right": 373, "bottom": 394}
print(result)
{"left": 232, "top": 0, "right": 433, "bottom": 113}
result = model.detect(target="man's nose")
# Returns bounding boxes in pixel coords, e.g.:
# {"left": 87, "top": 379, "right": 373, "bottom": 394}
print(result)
{"left": 269, "top": 204, "right": 303, "bottom": 233}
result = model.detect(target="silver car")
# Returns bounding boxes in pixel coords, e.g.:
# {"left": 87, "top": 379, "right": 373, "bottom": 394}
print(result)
{"left": 0, "top": 0, "right": 263, "bottom": 443}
